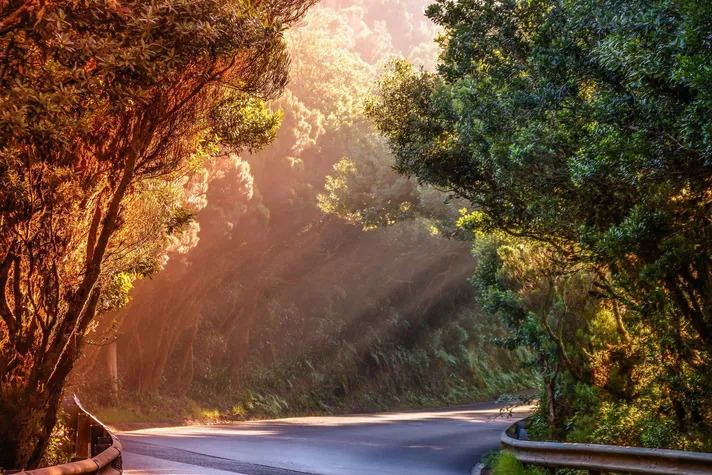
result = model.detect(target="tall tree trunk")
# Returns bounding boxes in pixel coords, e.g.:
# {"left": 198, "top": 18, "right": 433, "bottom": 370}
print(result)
{"left": 176, "top": 321, "right": 199, "bottom": 398}
{"left": 107, "top": 341, "right": 119, "bottom": 398}
{"left": 230, "top": 300, "right": 258, "bottom": 380}
{"left": 667, "top": 275, "right": 712, "bottom": 355}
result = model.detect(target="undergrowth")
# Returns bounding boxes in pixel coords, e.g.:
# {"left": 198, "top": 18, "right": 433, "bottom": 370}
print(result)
{"left": 491, "top": 451, "right": 547, "bottom": 475}
{"left": 39, "top": 412, "right": 73, "bottom": 467}
{"left": 86, "top": 306, "right": 535, "bottom": 426}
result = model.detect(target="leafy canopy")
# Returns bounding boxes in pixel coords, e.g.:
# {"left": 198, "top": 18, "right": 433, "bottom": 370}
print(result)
{"left": 367, "top": 0, "right": 712, "bottom": 352}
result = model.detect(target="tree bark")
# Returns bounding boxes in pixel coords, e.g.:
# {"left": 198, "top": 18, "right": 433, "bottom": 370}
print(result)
{"left": 107, "top": 341, "right": 119, "bottom": 397}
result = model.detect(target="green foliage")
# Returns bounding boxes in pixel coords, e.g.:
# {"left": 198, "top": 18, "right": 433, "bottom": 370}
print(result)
{"left": 317, "top": 146, "right": 420, "bottom": 229}
{"left": 91, "top": 392, "right": 203, "bottom": 425}
{"left": 100, "top": 273, "right": 135, "bottom": 313}
{"left": 317, "top": 127, "right": 466, "bottom": 234}
{"left": 368, "top": 0, "right": 712, "bottom": 353}
{"left": 209, "top": 92, "right": 283, "bottom": 154}
{"left": 480, "top": 450, "right": 500, "bottom": 471}
{"left": 167, "top": 207, "right": 196, "bottom": 236}
{"left": 492, "top": 451, "right": 547, "bottom": 475}
{"left": 468, "top": 233, "right": 712, "bottom": 450}
{"left": 368, "top": 0, "right": 712, "bottom": 452}
{"left": 38, "top": 415, "right": 72, "bottom": 468}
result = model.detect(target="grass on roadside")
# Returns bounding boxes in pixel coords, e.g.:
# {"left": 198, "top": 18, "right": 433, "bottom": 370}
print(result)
{"left": 481, "top": 450, "right": 548, "bottom": 475}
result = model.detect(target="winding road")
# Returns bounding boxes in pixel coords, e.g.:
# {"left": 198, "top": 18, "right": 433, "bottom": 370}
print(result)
{"left": 120, "top": 401, "right": 531, "bottom": 475}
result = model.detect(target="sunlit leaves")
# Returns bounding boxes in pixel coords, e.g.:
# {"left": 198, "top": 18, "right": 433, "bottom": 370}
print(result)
{"left": 210, "top": 91, "right": 282, "bottom": 154}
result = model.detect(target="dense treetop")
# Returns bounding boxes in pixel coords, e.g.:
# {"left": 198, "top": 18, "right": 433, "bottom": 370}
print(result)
{"left": 368, "top": 0, "right": 712, "bottom": 351}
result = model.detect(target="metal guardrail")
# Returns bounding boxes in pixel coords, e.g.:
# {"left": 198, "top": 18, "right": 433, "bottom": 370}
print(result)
{"left": 501, "top": 418, "right": 712, "bottom": 474}
{"left": 6, "top": 395, "right": 122, "bottom": 475}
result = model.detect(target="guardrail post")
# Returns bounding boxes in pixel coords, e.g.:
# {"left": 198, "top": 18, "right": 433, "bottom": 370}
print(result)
{"left": 90, "top": 425, "right": 105, "bottom": 458}
{"left": 76, "top": 413, "right": 91, "bottom": 459}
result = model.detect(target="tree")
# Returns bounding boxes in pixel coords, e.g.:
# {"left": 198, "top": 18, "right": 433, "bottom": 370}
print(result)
{"left": 0, "top": 0, "right": 312, "bottom": 468}
{"left": 367, "top": 0, "right": 712, "bottom": 359}
{"left": 367, "top": 0, "right": 712, "bottom": 446}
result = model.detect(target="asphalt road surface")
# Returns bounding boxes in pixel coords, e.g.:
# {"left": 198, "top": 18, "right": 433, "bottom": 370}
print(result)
{"left": 120, "top": 401, "right": 531, "bottom": 475}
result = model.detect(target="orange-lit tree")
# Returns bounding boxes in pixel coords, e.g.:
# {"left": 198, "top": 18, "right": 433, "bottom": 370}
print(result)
{"left": 0, "top": 0, "right": 312, "bottom": 468}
